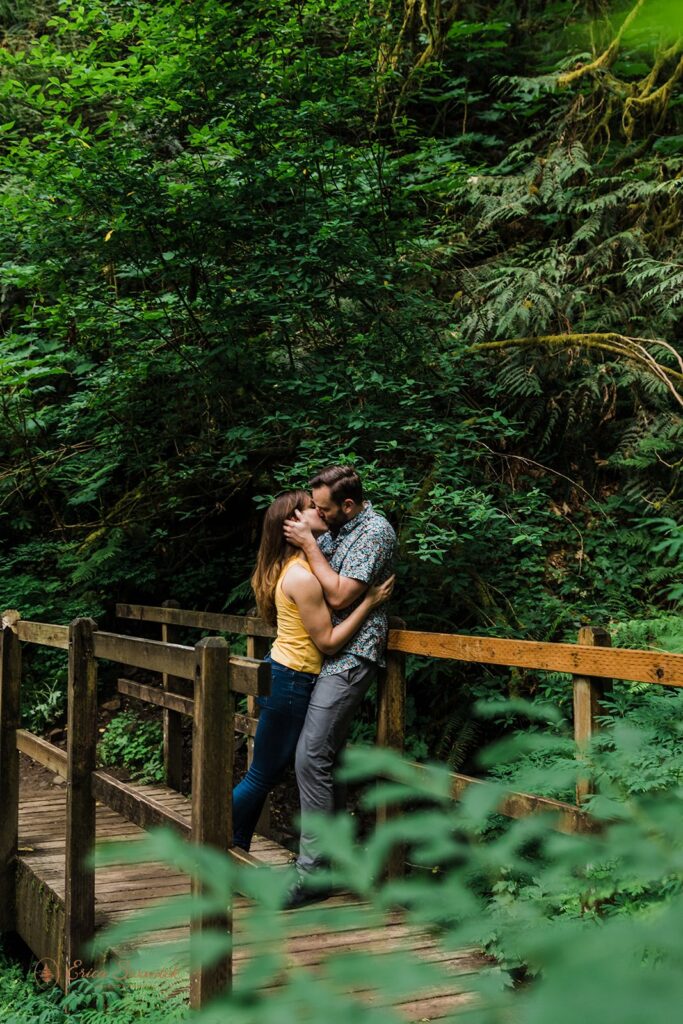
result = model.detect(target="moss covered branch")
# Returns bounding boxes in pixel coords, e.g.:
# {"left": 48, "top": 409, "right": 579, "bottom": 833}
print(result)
{"left": 470, "top": 333, "right": 683, "bottom": 406}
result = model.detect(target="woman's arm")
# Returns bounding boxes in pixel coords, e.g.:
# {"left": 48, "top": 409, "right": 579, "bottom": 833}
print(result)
{"left": 285, "top": 568, "right": 394, "bottom": 656}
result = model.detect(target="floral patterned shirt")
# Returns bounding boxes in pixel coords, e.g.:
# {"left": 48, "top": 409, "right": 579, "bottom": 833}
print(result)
{"left": 317, "top": 502, "right": 396, "bottom": 676}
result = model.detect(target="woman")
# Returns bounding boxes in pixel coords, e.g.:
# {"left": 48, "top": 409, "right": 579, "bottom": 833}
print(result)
{"left": 232, "top": 489, "right": 393, "bottom": 851}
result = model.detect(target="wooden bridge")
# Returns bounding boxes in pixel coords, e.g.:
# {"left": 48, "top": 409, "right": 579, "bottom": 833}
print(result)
{"left": 2, "top": 603, "right": 683, "bottom": 1016}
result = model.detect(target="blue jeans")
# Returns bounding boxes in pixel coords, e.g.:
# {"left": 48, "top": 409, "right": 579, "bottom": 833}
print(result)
{"left": 232, "top": 653, "right": 317, "bottom": 851}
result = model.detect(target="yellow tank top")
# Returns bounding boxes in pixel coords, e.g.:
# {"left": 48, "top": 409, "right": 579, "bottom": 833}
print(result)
{"left": 270, "top": 556, "right": 323, "bottom": 674}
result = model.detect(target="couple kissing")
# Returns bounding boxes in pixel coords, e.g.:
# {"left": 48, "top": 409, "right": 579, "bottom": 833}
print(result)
{"left": 232, "top": 464, "right": 396, "bottom": 908}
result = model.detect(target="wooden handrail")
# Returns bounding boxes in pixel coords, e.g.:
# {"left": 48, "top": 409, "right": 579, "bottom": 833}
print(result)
{"left": 16, "top": 620, "right": 68, "bottom": 649}
{"left": 11, "top": 623, "right": 270, "bottom": 697}
{"left": 17, "top": 729, "right": 67, "bottom": 776}
{"left": 4, "top": 613, "right": 259, "bottom": 1006}
{"left": 116, "top": 678, "right": 258, "bottom": 736}
{"left": 387, "top": 629, "right": 683, "bottom": 686}
{"left": 116, "top": 603, "right": 683, "bottom": 686}
{"left": 117, "top": 602, "right": 276, "bottom": 638}
{"left": 94, "top": 630, "right": 196, "bottom": 677}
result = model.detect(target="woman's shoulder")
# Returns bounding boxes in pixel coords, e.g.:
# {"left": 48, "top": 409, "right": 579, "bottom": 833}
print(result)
{"left": 283, "top": 559, "right": 315, "bottom": 584}
{"left": 281, "top": 560, "right": 320, "bottom": 600}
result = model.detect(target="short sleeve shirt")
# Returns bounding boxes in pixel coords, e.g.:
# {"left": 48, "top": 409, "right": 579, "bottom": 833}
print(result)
{"left": 317, "top": 502, "right": 396, "bottom": 675}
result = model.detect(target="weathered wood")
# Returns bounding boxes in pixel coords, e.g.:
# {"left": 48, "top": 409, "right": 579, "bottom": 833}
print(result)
{"left": 161, "top": 600, "right": 190, "bottom": 793}
{"left": 17, "top": 729, "right": 67, "bottom": 777}
{"left": 95, "top": 632, "right": 268, "bottom": 695}
{"left": 445, "top": 767, "right": 598, "bottom": 834}
{"left": 15, "top": 858, "right": 66, "bottom": 988}
{"left": 228, "top": 655, "right": 271, "bottom": 697}
{"left": 0, "top": 616, "right": 22, "bottom": 931}
{"left": 14, "top": 781, "right": 491, "bottom": 1006}
{"left": 227, "top": 846, "right": 261, "bottom": 868}
{"left": 377, "top": 621, "right": 407, "bottom": 748}
{"left": 94, "top": 630, "right": 196, "bottom": 679}
{"left": 91, "top": 771, "right": 192, "bottom": 837}
{"left": 117, "top": 677, "right": 195, "bottom": 716}
{"left": 16, "top": 613, "right": 683, "bottom": 682}
{"left": 117, "top": 602, "right": 276, "bottom": 638}
{"left": 116, "top": 678, "right": 257, "bottom": 737}
{"left": 356, "top": 752, "right": 599, "bottom": 834}
{"left": 247, "top": 634, "right": 271, "bottom": 838}
{"left": 15, "top": 620, "right": 69, "bottom": 650}
{"left": 388, "top": 628, "right": 683, "bottom": 686}
{"left": 574, "top": 626, "right": 612, "bottom": 805}
{"left": 65, "top": 618, "right": 98, "bottom": 980}
{"left": 235, "top": 714, "right": 259, "bottom": 739}
{"left": 376, "top": 619, "right": 407, "bottom": 880}
{"left": 191, "top": 637, "right": 233, "bottom": 1009}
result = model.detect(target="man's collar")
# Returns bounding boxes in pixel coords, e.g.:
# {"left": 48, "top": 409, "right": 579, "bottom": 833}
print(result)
{"left": 334, "top": 501, "right": 372, "bottom": 539}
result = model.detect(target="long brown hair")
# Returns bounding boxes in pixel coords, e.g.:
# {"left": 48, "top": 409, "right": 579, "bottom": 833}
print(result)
{"left": 251, "top": 490, "right": 313, "bottom": 625}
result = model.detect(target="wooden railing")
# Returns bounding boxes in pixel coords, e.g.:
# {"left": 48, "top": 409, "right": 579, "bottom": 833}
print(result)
{"left": 0, "top": 609, "right": 269, "bottom": 1005}
{"left": 4, "top": 602, "right": 683, "bottom": 1004}
{"left": 117, "top": 603, "right": 683, "bottom": 837}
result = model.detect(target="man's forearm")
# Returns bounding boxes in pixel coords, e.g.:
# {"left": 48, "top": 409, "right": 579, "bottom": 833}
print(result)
{"left": 302, "top": 539, "right": 345, "bottom": 606}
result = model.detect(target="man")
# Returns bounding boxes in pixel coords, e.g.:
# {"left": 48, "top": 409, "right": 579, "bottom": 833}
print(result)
{"left": 282, "top": 464, "right": 396, "bottom": 907}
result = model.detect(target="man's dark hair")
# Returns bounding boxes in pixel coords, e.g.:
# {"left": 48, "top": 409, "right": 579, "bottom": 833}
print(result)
{"left": 309, "top": 465, "right": 363, "bottom": 505}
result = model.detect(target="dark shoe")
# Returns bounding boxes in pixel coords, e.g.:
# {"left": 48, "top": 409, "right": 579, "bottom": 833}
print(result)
{"left": 283, "top": 873, "right": 333, "bottom": 910}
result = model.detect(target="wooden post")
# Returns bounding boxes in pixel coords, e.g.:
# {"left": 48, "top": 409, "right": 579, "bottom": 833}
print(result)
{"left": 247, "top": 631, "right": 270, "bottom": 838}
{"left": 161, "top": 599, "right": 191, "bottom": 793}
{"left": 65, "top": 617, "right": 98, "bottom": 981}
{"left": 190, "top": 637, "right": 232, "bottom": 1010}
{"left": 376, "top": 618, "right": 406, "bottom": 880}
{"left": 573, "top": 625, "right": 612, "bottom": 805}
{"left": 0, "top": 611, "right": 22, "bottom": 932}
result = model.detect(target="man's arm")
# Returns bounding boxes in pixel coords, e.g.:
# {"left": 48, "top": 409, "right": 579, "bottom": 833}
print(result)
{"left": 283, "top": 514, "right": 367, "bottom": 611}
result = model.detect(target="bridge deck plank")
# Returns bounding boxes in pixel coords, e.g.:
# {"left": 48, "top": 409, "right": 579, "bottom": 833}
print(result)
{"left": 17, "top": 785, "right": 490, "bottom": 1019}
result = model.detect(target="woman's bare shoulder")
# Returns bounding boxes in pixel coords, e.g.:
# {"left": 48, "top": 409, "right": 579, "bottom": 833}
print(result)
{"left": 282, "top": 562, "right": 322, "bottom": 600}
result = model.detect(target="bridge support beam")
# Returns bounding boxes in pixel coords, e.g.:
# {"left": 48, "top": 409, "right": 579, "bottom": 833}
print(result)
{"left": 190, "top": 636, "right": 233, "bottom": 1009}
{"left": 376, "top": 618, "right": 407, "bottom": 880}
{"left": 0, "top": 611, "right": 21, "bottom": 933}
{"left": 573, "top": 625, "right": 612, "bottom": 804}
{"left": 65, "top": 617, "right": 98, "bottom": 982}
{"left": 161, "top": 599, "right": 192, "bottom": 794}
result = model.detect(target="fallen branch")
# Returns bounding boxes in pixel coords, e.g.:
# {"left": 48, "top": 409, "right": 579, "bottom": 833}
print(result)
{"left": 469, "top": 332, "right": 683, "bottom": 406}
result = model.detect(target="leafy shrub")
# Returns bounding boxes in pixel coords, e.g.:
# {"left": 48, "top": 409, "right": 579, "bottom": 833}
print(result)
{"left": 23, "top": 674, "right": 67, "bottom": 736}
{"left": 0, "top": 943, "right": 187, "bottom": 1024}
{"left": 97, "top": 711, "right": 164, "bottom": 784}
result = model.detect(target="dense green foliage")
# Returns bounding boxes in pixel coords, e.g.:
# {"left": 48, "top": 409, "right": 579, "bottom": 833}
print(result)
{"left": 97, "top": 709, "right": 165, "bottom": 783}
{"left": 1, "top": 3, "right": 680, "bottom": 726}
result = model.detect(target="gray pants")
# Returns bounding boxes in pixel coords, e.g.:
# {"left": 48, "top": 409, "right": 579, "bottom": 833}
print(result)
{"left": 295, "top": 660, "right": 376, "bottom": 874}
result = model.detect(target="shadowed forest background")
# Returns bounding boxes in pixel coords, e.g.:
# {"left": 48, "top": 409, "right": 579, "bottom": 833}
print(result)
{"left": 1, "top": 0, "right": 681, "bottom": 758}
